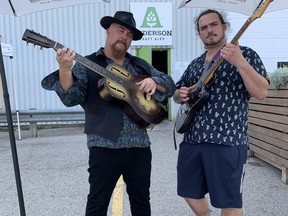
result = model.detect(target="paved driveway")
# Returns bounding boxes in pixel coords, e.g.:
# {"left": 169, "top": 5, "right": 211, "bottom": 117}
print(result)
{"left": 0, "top": 120, "right": 287, "bottom": 215}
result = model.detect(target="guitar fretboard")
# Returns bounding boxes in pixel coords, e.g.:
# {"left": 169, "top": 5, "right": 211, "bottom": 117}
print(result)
{"left": 53, "top": 42, "right": 123, "bottom": 85}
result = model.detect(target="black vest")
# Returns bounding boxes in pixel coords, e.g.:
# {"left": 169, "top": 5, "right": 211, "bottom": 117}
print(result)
{"left": 82, "top": 52, "right": 151, "bottom": 142}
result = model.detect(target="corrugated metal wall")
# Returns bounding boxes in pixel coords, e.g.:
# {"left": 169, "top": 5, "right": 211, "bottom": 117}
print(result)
{"left": 0, "top": 0, "right": 203, "bottom": 115}
{"left": 1, "top": 0, "right": 287, "bottom": 118}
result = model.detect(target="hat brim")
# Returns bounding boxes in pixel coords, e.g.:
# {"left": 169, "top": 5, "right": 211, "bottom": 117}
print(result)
{"left": 100, "top": 16, "right": 143, "bottom": 41}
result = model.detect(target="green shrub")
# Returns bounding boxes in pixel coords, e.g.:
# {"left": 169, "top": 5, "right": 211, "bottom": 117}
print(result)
{"left": 269, "top": 67, "right": 288, "bottom": 89}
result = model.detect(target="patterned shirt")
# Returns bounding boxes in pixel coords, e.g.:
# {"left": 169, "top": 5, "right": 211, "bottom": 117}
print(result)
{"left": 43, "top": 48, "right": 175, "bottom": 149}
{"left": 176, "top": 46, "right": 269, "bottom": 146}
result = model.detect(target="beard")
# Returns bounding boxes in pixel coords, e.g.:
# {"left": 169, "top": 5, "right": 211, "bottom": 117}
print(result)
{"left": 110, "top": 40, "right": 128, "bottom": 59}
{"left": 204, "top": 34, "right": 226, "bottom": 48}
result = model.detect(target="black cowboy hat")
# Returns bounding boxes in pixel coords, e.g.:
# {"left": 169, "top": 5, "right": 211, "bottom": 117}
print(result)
{"left": 100, "top": 11, "right": 143, "bottom": 41}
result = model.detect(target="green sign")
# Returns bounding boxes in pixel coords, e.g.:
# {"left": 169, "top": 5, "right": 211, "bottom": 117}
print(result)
{"left": 140, "top": 7, "right": 163, "bottom": 28}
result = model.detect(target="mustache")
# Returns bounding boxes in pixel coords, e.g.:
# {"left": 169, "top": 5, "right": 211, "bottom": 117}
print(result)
{"left": 113, "top": 39, "right": 127, "bottom": 49}
{"left": 207, "top": 33, "right": 217, "bottom": 38}
{"left": 116, "top": 39, "right": 126, "bottom": 45}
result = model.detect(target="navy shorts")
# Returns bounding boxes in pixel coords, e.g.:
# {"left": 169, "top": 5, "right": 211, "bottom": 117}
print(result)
{"left": 177, "top": 142, "right": 248, "bottom": 208}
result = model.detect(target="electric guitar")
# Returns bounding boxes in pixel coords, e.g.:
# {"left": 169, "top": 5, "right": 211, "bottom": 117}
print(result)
{"left": 175, "top": 0, "right": 273, "bottom": 133}
{"left": 22, "top": 29, "right": 166, "bottom": 127}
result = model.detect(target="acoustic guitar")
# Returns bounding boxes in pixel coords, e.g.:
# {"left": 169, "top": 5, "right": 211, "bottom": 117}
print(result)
{"left": 22, "top": 29, "right": 166, "bottom": 127}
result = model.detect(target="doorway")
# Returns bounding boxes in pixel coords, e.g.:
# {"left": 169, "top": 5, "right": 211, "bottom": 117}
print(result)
{"left": 152, "top": 50, "right": 168, "bottom": 73}
{"left": 152, "top": 49, "right": 169, "bottom": 119}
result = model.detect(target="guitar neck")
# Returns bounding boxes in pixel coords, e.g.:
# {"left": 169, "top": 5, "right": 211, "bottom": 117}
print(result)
{"left": 53, "top": 42, "right": 122, "bottom": 84}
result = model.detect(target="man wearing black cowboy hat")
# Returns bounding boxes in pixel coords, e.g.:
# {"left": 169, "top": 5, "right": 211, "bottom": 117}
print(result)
{"left": 41, "top": 11, "right": 175, "bottom": 216}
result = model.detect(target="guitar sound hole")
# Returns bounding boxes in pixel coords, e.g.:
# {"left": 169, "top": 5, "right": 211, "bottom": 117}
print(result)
{"left": 144, "top": 93, "right": 151, "bottom": 102}
{"left": 107, "top": 81, "right": 126, "bottom": 98}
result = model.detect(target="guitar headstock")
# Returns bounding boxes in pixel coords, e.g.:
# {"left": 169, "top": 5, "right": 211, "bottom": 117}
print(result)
{"left": 250, "top": 0, "right": 273, "bottom": 21}
{"left": 22, "top": 29, "right": 56, "bottom": 49}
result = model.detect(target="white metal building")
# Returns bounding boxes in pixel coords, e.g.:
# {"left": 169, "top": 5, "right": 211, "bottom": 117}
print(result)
{"left": 1, "top": 0, "right": 287, "bottom": 120}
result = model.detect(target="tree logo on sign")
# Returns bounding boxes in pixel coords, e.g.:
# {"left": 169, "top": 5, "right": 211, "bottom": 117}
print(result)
{"left": 141, "top": 7, "right": 163, "bottom": 28}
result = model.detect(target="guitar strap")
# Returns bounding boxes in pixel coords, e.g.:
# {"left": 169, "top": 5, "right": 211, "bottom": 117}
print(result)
{"left": 201, "top": 50, "right": 221, "bottom": 87}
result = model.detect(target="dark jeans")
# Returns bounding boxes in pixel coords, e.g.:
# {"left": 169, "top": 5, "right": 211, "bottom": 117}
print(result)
{"left": 85, "top": 147, "right": 152, "bottom": 216}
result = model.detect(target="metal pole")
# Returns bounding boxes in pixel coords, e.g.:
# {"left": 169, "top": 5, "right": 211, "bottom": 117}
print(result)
{"left": 0, "top": 40, "right": 26, "bottom": 216}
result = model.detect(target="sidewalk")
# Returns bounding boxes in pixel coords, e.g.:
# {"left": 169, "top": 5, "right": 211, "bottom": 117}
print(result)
{"left": 0, "top": 120, "right": 288, "bottom": 216}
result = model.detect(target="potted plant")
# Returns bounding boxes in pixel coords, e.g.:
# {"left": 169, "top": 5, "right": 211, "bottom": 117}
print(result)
{"left": 269, "top": 67, "right": 288, "bottom": 89}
